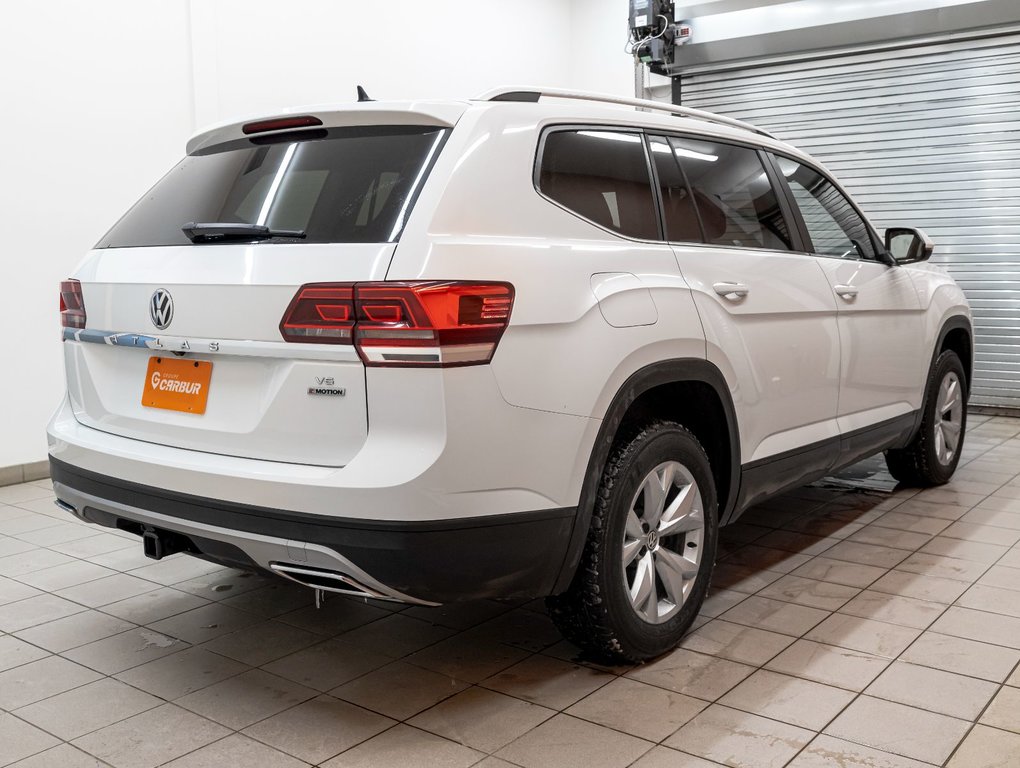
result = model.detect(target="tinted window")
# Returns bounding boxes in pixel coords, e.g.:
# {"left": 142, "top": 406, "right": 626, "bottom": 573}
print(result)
{"left": 649, "top": 136, "right": 703, "bottom": 243}
{"left": 98, "top": 126, "right": 448, "bottom": 247}
{"left": 539, "top": 130, "right": 658, "bottom": 240}
{"left": 671, "top": 137, "right": 792, "bottom": 251}
{"left": 776, "top": 156, "right": 877, "bottom": 260}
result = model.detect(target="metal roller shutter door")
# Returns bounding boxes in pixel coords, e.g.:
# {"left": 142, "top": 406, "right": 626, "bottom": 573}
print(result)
{"left": 678, "top": 32, "right": 1020, "bottom": 409}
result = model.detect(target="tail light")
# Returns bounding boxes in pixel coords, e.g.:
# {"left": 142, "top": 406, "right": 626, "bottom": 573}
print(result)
{"left": 59, "top": 279, "right": 86, "bottom": 329}
{"left": 280, "top": 281, "right": 514, "bottom": 367}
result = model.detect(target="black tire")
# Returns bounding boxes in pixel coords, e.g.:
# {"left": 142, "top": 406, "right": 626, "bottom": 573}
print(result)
{"left": 885, "top": 350, "right": 967, "bottom": 486}
{"left": 547, "top": 421, "right": 718, "bottom": 663}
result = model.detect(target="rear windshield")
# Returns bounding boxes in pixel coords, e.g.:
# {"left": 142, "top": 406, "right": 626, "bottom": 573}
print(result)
{"left": 97, "top": 125, "right": 448, "bottom": 248}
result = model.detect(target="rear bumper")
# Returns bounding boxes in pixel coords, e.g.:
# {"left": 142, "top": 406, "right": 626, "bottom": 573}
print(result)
{"left": 50, "top": 457, "right": 576, "bottom": 604}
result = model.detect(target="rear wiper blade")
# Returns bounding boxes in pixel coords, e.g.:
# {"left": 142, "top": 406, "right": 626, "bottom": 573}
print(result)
{"left": 181, "top": 222, "right": 307, "bottom": 243}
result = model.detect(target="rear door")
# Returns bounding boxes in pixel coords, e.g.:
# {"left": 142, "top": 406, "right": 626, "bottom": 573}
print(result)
{"left": 651, "top": 134, "right": 841, "bottom": 470}
{"left": 66, "top": 125, "right": 448, "bottom": 466}
{"left": 770, "top": 154, "right": 927, "bottom": 433}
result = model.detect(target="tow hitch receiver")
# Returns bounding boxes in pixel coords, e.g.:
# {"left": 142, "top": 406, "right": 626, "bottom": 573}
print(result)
{"left": 142, "top": 528, "right": 187, "bottom": 560}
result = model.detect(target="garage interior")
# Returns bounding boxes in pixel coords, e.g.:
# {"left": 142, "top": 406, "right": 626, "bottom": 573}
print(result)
{"left": 3, "top": 1, "right": 1020, "bottom": 767}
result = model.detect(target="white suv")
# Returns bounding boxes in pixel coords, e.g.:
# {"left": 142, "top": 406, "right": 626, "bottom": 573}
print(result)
{"left": 49, "top": 87, "right": 972, "bottom": 661}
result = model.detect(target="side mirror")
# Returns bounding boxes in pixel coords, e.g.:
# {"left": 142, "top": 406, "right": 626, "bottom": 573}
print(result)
{"left": 885, "top": 227, "right": 934, "bottom": 264}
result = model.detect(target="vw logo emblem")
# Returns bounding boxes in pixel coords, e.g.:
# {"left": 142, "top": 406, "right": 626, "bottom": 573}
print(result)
{"left": 149, "top": 289, "right": 174, "bottom": 330}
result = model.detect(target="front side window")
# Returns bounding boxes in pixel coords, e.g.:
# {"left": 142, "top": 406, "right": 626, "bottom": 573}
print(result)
{"left": 539, "top": 129, "right": 659, "bottom": 240}
{"left": 775, "top": 156, "right": 877, "bottom": 260}
{"left": 671, "top": 137, "right": 792, "bottom": 251}
{"left": 98, "top": 125, "right": 448, "bottom": 248}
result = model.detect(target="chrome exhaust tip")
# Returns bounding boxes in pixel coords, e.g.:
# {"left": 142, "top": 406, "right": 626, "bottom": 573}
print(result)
{"left": 269, "top": 562, "right": 396, "bottom": 602}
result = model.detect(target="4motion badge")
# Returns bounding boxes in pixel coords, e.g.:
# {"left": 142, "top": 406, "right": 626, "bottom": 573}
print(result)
{"left": 308, "top": 376, "right": 345, "bottom": 397}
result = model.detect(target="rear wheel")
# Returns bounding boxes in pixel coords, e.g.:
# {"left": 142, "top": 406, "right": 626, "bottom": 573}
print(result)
{"left": 547, "top": 421, "right": 718, "bottom": 663}
{"left": 885, "top": 350, "right": 967, "bottom": 486}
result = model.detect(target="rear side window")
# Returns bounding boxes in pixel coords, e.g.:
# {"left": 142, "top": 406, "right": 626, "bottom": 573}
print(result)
{"left": 670, "top": 137, "right": 792, "bottom": 251}
{"left": 98, "top": 126, "right": 448, "bottom": 248}
{"left": 539, "top": 130, "right": 659, "bottom": 240}
{"left": 774, "top": 156, "right": 878, "bottom": 260}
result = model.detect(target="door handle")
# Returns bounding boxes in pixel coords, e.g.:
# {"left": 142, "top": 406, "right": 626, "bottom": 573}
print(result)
{"left": 713, "top": 282, "right": 750, "bottom": 300}
{"left": 834, "top": 284, "right": 859, "bottom": 299}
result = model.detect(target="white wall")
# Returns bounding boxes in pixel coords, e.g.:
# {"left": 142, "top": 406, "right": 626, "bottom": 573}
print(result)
{"left": 0, "top": 0, "right": 633, "bottom": 469}
{"left": 0, "top": 0, "right": 194, "bottom": 468}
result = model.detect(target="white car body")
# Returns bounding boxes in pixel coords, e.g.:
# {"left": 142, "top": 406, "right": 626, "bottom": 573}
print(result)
{"left": 48, "top": 88, "right": 972, "bottom": 608}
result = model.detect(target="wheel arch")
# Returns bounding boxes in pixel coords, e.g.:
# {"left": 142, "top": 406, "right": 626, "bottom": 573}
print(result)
{"left": 550, "top": 358, "right": 741, "bottom": 594}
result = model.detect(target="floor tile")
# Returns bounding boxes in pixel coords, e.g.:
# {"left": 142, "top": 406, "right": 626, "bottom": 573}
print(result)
{"left": 12, "top": 560, "right": 114, "bottom": 592}
{"left": 823, "top": 540, "right": 912, "bottom": 569}
{"left": 719, "top": 669, "right": 855, "bottom": 729}
{"left": 14, "top": 678, "right": 161, "bottom": 740}
{"left": 410, "top": 687, "right": 555, "bottom": 753}
{"left": 626, "top": 648, "right": 755, "bottom": 701}
{"left": 710, "top": 563, "right": 783, "bottom": 594}
{"left": 219, "top": 581, "right": 311, "bottom": 618}
{"left": 98, "top": 587, "right": 210, "bottom": 625}
{"left": 495, "top": 713, "right": 652, "bottom": 768}
{"left": 199, "top": 620, "right": 319, "bottom": 667}
{"left": 71, "top": 704, "right": 229, "bottom": 768}
{"left": 0, "top": 575, "right": 41, "bottom": 606}
{"left": 0, "top": 635, "right": 50, "bottom": 673}
{"left": 849, "top": 526, "right": 933, "bottom": 551}
{"left": 332, "top": 661, "right": 469, "bottom": 720}
{"left": 872, "top": 510, "right": 951, "bottom": 535}
{"left": 566, "top": 677, "right": 705, "bottom": 742}
{"left": 54, "top": 574, "right": 160, "bottom": 608}
{"left": 0, "top": 713, "right": 60, "bottom": 767}
{"left": 825, "top": 695, "right": 970, "bottom": 764}
{"left": 946, "top": 724, "right": 1020, "bottom": 767}
{"left": 14, "top": 610, "right": 134, "bottom": 653}
{"left": 628, "top": 745, "right": 721, "bottom": 768}
{"left": 126, "top": 556, "right": 225, "bottom": 587}
{"left": 718, "top": 595, "right": 829, "bottom": 636}
{"left": 175, "top": 668, "right": 317, "bottom": 730}
{"left": 337, "top": 613, "right": 456, "bottom": 658}
{"left": 6, "top": 743, "right": 111, "bottom": 768}
{"left": 406, "top": 632, "right": 531, "bottom": 684}
{"left": 921, "top": 536, "right": 1007, "bottom": 564}
{"left": 320, "top": 724, "right": 483, "bottom": 768}
{"left": 896, "top": 551, "right": 990, "bottom": 582}
{"left": 481, "top": 654, "right": 612, "bottom": 709}
{"left": 262, "top": 637, "right": 391, "bottom": 691}
{"left": 900, "top": 631, "right": 1020, "bottom": 682}
{"left": 0, "top": 656, "right": 103, "bottom": 710}
{"left": 64, "top": 627, "right": 189, "bottom": 674}
{"left": 0, "top": 594, "right": 87, "bottom": 632}
{"left": 242, "top": 694, "right": 393, "bottom": 764}
{"left": 0, "top": 549, "right": 75, "bottom": 578}
{"left": 277, "top": 598, "right": 391, "bottom": 636}
{"left": 679, "top": 619, "right": 793, "bottom": 666}
{"left": 787, "top": 734, "right": 933, "bottom": 768}
{"left": 958, "top": 583, "right": 1020, "bottom": 618}
{"left": 161, "top": 733, "right": 309, "bottom": 768}
{"left": 930, "top": 606, "right": 1020, "bottom": 649}
{"left": 664, "top": 704, "right": 813, "bottom": 768}
{"left": 865, "top": 660, "right": 998, "bottom": 719}
{"left": 978, "top": 564, "right": 1020, "bottom": 591}
{"left": 766, "top": 638, "right": 891, "bottom": 691}
{"left": 114, "top": 646, "right": 249, "bottom": 700}
{"left": 838, "top": 590, "right": 945, "bottom": 629}
{"left": 979, "top": 685, "right": 1020, "bottom": 734}
{"left": 869, "top": 570, "right": 970, "bottom": 604}
{"left": 146, "top": 602, "right": 262, "bottom": 645}
{"left": 791, "top": 557, "right": 887, "bottom": 588}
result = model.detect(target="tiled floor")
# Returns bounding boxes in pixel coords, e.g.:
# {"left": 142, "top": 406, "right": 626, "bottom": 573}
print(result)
{"left": 1, "top": 414, "right": 1020, "bottom": 767}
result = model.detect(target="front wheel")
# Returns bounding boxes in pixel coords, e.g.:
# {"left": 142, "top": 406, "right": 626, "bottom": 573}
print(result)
{"left": 547, "top": 421, "right": 718, "bottom": 663}
{"left": 885, "top": 350, "right": 967, "bottom": 486}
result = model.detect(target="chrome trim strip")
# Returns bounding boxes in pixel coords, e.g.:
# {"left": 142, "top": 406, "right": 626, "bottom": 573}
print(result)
{"left": 61, "top": 327, "right": 360, "bottom": 362}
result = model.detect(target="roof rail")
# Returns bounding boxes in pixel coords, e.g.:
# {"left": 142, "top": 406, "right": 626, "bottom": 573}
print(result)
{"left": 475, "top": 86, "right": 775, "bottom": 140}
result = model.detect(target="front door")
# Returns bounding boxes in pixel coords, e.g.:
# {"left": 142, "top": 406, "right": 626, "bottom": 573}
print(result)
{"left": 771, "top": 154, "right": 927, "bottom": 435}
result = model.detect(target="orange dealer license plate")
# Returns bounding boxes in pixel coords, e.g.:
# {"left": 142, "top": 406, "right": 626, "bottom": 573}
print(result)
{"left": 142, "top": 356, "right": 213, "bottom": 414}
